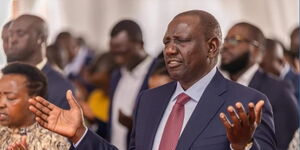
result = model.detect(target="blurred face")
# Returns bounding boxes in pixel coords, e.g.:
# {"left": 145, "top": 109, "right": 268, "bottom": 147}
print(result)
{"left": 163, "top": 15, "right": 210, "bottom": 88}
{"left": 260, "top": 43, "right": 283, "bottom": 77}
{"left": 291, "top": 30, "right": 299, "bottom": 52}
{"left": 110, "top": 31, "right": 137, "bottom": 67}
{"left": 6, "top": 18, "right": 40, "bottom": 62}
{"left": 221, "top": 26, "right": 257, "bottom": 74}
{"left": 148, "top": 74, "right": 172, "bottom": 89}
{"left": 0, "top": 74, "right": 34, "bottom": 128}
{"left": 1, "top": 26, "right": 9, "bottom": 52}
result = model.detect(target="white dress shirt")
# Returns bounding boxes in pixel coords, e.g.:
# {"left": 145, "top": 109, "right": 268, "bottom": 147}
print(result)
{"left": 111, "top": 56, "right": 153, "bottom": 150}
{"left": 36, "top": 58, "right": 48, "bottom": 70}
{"left": 280, "top": 63, "right": 290, "bottom": 79}
{"left": 236, "top": 63, "right": 259, "bottom": 86}
{"left": 152, "top": 67, "right": 217, "bottom": 150}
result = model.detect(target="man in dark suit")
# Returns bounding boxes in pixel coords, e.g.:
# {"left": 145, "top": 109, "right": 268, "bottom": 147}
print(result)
{"left": 3, "top": 15, "right": 74, "bottom": 109}
{"left": 221, "top": 22, "right": 299, "bottom": 150}
{"left": 29, "top": 10, "right": 276, "bottom": 150}
{"left": 260, "top": 38, "right": 299, "bottom": 100}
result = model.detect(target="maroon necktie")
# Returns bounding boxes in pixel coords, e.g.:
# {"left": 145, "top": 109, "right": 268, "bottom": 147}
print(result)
{"left": 158, "top": 93, "right": 190, "bottom": 150}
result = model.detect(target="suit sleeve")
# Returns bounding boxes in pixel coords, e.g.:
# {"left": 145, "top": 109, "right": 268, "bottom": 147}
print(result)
{"left": 70, "top": 129, "right": 118, "bottom": 150}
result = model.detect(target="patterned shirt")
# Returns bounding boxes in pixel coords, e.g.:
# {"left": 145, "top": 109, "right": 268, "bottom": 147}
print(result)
{"left": 0, "top": 123, "right": 70, "bottom": 150}
{"left": 289, "top": 128, "right": 300, "bottom": 150}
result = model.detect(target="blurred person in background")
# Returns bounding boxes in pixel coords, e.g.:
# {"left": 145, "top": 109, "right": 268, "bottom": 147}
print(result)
{"left": 260, "top": 38, "right": 299, "bottom": 100}
{"left": 108, "top": 19, "right": 157, "bottom": 149}
{"left": 0, "top": 21, "right": 12, "bottom": 69}
{"left": 46, "top": 44, "right": 64, "bottom": 72}
{"left": 54, "top": 31, "right": 79, "bottom": 75}
{"left": 148, "top": 54, "right": 172, "bottom": 89}
{"left": 79, "top": 52, "right": 118, "bottom": 139}
{"left": 285, "top": 26, "right": 300, "bottom": 73}
{"left": 0, "top": 62, "right": 70, "bottom": 150}
{"left": 221, "top": 22, "right": 299, "bottom": 150}
{"left": 4, "top": 14, "right": 74, "bottom": 109}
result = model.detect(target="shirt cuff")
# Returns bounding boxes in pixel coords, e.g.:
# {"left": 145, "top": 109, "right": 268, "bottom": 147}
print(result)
{"left": 73, "top": 127, "right": 88, "bottom": 148}
{"left": 230, "top": 142, "right": 253, "bottom": 150}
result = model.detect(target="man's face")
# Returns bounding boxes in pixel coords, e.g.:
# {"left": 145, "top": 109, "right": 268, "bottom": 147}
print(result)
{"left": 260, "top": 43, "right": 283, "bottom": 77}
{"left": 1, "top": 26, "right": 9, "bottom": 52}
{"left": 0, "top": 74, "right": 33, "bottom": 128}
{"left": 163, "top": 15, "right": 210, "bottom": 84}
{"left": 221, "top": 26, "right": 255, "bottom": 73}
{"left": 291, "top": 31, "right": 299, "bottom": 52}
{"left": 6, "top": 19, "right": 39, "bottom": 62}
{"left": 110, "top": 31, "right": 136, "bottom": 67}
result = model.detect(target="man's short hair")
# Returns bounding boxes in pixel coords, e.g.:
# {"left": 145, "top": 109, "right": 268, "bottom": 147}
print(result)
{"left": 175, "top": 10, "right": 222, "bottom": 41}
{"left": 110, "top": 20, "right": 144, "bottom": 45}
{"left": 233, "top": 22, "right": 265, "bottom": 49}
{"left": 2, "top": 62, "right": 48, "bottom": 98}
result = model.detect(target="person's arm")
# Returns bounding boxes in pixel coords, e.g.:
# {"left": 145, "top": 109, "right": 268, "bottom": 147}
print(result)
{"left": 28, "top": 90, "right": 118, "bottom": 150}
{"left": 219, "top": 100, "right": 265, "bottom": 150}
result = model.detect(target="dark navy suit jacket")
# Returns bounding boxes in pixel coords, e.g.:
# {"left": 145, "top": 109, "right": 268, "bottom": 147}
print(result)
{"left": 284, "top": 68, "right": 299, "bottom": 101}
{"left": 42, "top": 63, "right": 75, "bottom": 109}
{"left": 71, "top": 70, "right": 276, "bottom": 150}
{"left": 249, "top": 70, "right": 299, "bottom": 150}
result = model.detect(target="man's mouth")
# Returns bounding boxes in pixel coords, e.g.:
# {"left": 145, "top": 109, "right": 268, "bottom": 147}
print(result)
{"left": 0, "top": 113, "right": 8, "bottom": 121}
{"left": 167, "top": 59, "right": 182, "bottom": 68}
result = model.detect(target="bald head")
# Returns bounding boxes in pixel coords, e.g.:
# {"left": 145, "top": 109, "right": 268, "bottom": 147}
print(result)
{"left": 2, "top": 20, "right": 13, "bottom": 52}
{"left": 15, "top": 14, "right": 48, "bottom": 42}
{"left": 6, "top": 14, "right": 48, "bottom": 64}
{"left": 175, "top": 10, "right": 222, "bottom": 42}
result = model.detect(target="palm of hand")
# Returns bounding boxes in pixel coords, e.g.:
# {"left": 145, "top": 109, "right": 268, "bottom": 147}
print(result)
{"left": 46, "top": 107, "right": 82, "bottom": 138}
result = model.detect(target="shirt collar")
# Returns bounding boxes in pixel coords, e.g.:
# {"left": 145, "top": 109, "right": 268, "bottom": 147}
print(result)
{"left": 280, "top": 63, "right": 290, "bottom": 79}
{"left": 236, "top": 63, "right": 259, "bottom": 86}
{"left": 36, "top": 58, "right": 48, "bottom": 70}
{"left": 121, "top": 56, "right": 152, "bottom": 78}
{"left": 171, "top": 67, "right": 217, "bottom": 102}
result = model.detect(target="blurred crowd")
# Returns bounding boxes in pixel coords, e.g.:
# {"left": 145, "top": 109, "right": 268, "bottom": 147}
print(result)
{"left": 0, "top": 12, "right": 299, "bottom": 150}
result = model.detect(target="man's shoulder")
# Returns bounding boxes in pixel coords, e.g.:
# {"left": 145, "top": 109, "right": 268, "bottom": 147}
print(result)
{"left": 42, "top": 64, "right": 74, "bottom": 88}
{"left": 225, "top": 77, "right": 268, "bottom": 100}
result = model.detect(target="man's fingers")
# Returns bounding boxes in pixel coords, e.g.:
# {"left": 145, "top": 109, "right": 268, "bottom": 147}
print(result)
{"left": 219, "top": 112, "right": 233, "bottom": 132}
{"left": 248, "top": 102, "right": 255, "bottom": 126}
{"left": 30, "top": 98, "right": 52, "bottom": 114}
{"left": 66, "top": 90, "right": 80, "bottom": 109}
{"left": 35, "top": 117, "right": 49, "bottom": 129}
{"left": 235, "top": 102, "right": 249, "bottom": 127}
{"left": 29, "top": 105, "right": 49, "bottom": 121}
{"left": 227, "top": 106, "right": 241, "bottom": 129}
{"left": 255, "top": 100, "right": 264, "bottom": 124}
{"left": 35, "top": 97, "right": 55, "bottom": 110}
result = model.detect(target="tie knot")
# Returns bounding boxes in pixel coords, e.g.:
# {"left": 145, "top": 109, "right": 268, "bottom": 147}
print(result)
{"left": 176, "top": 93, "right": 190, "bottom": 105}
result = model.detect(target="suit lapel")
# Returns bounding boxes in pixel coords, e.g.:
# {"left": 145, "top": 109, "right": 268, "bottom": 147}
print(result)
{"left": 143, "top": 82, "right": 177, "bottom": 150}
{"left": 176, "top": 71, "right": 227, "bottom": 150}
{"left": 248, "top": 70, "right": 264, "bottom": 90}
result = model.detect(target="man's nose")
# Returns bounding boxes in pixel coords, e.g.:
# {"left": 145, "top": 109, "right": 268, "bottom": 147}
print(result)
{"left": 164, "top": 43, "right": 178, "bottom": 56}
{"left": 0, "top": 96, "right": 6, "bottom": 108}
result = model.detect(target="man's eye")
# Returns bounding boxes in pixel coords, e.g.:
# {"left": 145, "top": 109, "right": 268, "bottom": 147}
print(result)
{"left": 6, "top": 95, "right": 17, "bottom": 101}
{"left": 17, "top": 31, "right": 25, "bottom": 36}
{"left": 178, "top": 39, "right": 190, "bottom": 43}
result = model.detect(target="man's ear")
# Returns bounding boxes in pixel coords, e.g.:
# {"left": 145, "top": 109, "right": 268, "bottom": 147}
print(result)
{"left": 207, "top": 37, "right": 220, "bottom": 58}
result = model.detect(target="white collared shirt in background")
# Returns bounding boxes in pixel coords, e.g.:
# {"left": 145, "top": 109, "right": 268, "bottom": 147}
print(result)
{"left": 111, "top": 56, "right": 153, "bottom": 150}
{"left": 236, "top": 63, "right": 259, "bottom": 86}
